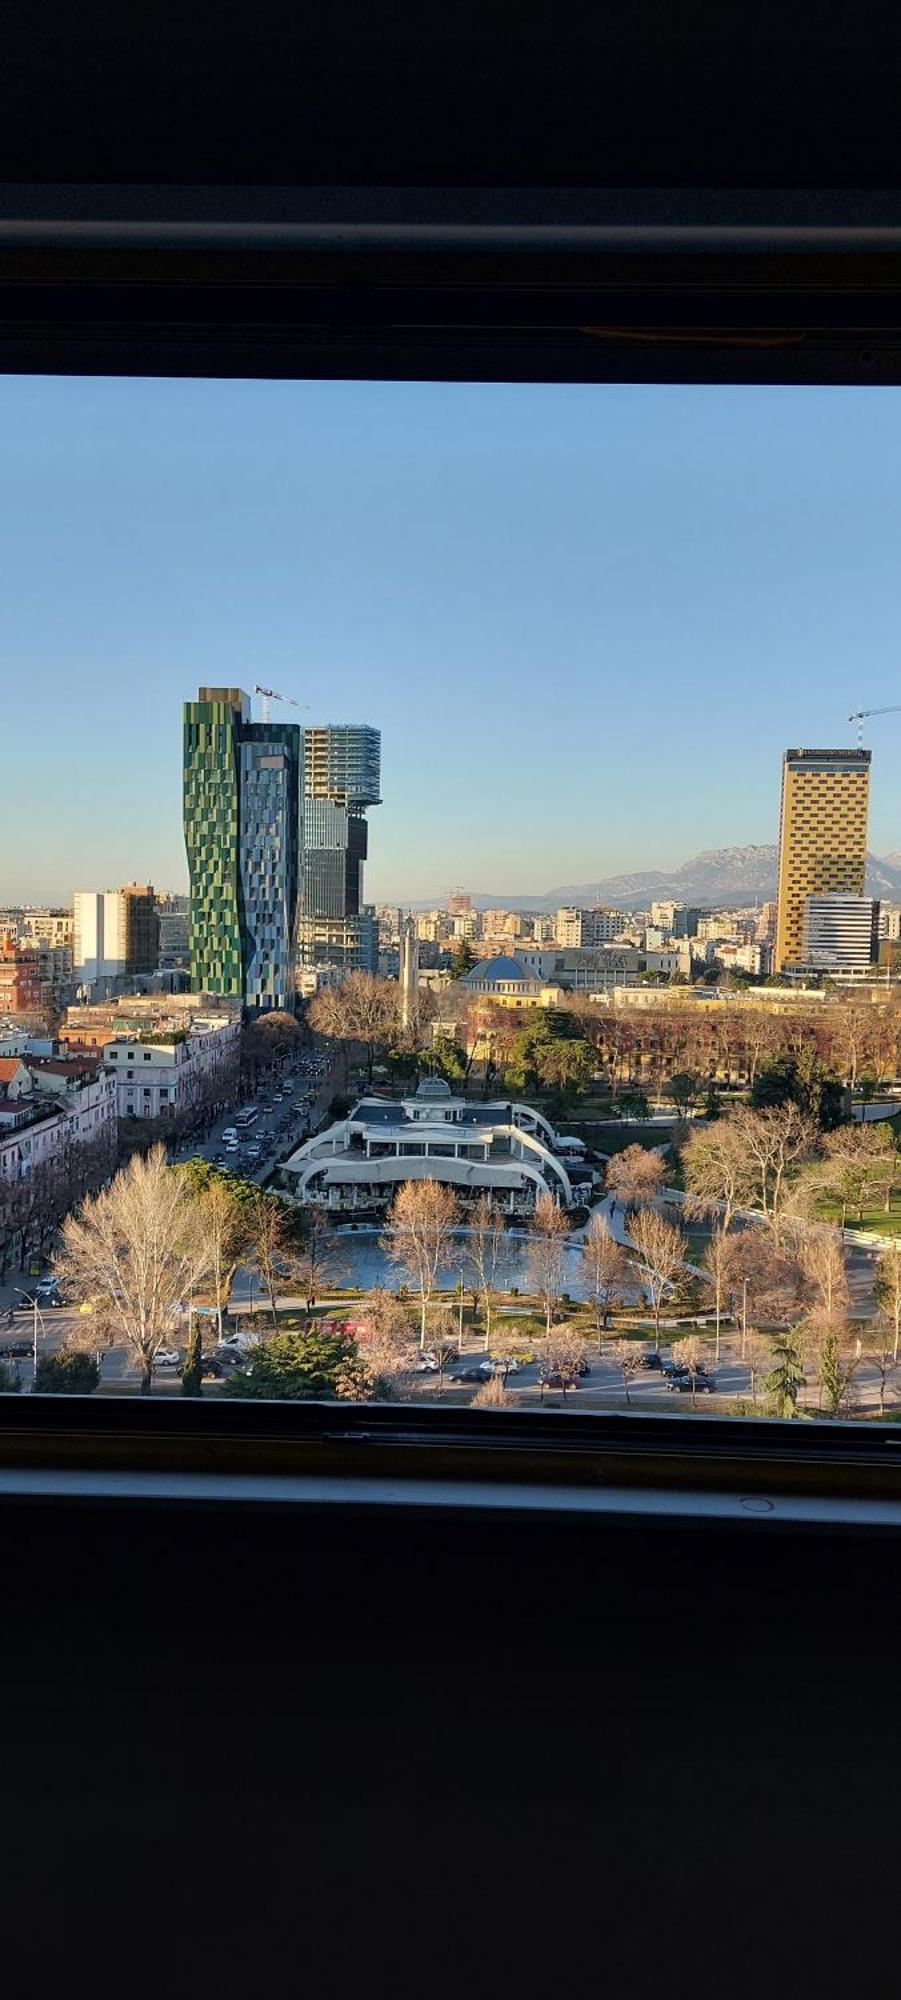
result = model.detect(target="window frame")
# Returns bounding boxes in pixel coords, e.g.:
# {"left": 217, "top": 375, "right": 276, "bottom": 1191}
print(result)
{"left": 3, "top": 182, "right": 901, "bottom": 1497}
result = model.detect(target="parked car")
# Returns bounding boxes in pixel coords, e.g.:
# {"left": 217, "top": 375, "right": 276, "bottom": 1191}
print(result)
{"left": 454, "top": 1366, "right": 488, "bottom": 1383}
{"left": 660, "top": 1360, "right": 687, "bottom": 1379}
{"left": 216, "top": 1330, "right": 259, "bottom": 1357}
{"left": 641, "top": 1351, "right": 663, "bottom": 1370}
{"left": 667, "top": 1373, "right": 716, "bottom": 1394}
{"left": 152, "top": 1346, "right": 182, "bottom": 1370}
{"left": 0, "top": 1338, "right": 33, "bottom": 1359}
{"left": 538, "top": 1367, "right": 580, "bottom": 1390}
{"left": 479, "top": 1357, "right": 521, "bottom": 1376}
{"left": 23, "top": 1278, "right": 66, "bottom": 1307}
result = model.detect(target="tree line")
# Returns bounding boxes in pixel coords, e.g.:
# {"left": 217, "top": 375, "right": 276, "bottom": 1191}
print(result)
{"left": 307, "top": 970, "right": 901, "bottom": 1109}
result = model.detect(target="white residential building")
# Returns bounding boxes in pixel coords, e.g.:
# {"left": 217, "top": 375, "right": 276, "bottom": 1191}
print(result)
{"left": 555, "top": 907, "right": 585, "bottom": 947}
{"left": 101, "top": 1014, "right": 240, "bottom": 1121}
{"left": 19, "top": 910, "right": 73, "bottom": 949}
{"left": 0, "top": 1058, "right": 117, "bottom": 1188}
{"left": 73, "top": 890, "right": 129, "bottom": 983}
{"left": 800, "top": 895, "right": 880, "bottom": 972}
{"left": 555, "top": 907, "right": 630, "bottom": 948}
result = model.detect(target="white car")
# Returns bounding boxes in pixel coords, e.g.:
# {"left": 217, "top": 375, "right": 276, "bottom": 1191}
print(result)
{"left": 479, "top": 1357, "right": 520, "bottom": 1376}
{"left": 153, "top": 1346, "right": 182, "bottom": 1369}
{"left": 216, "top": 1330, "right": 259, "bottom": 1358}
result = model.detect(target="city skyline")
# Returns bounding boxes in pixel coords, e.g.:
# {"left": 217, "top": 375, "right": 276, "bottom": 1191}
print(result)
{"left": 3, "top": 375, "right": 901, "bottom": 902}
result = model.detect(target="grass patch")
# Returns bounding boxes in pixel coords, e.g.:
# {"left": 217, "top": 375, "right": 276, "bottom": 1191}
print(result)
{"left": 814, "top": 1192, "right": 901, "bottom": 1236}
{"left": 572, "top": 1121, "right": 677, "bottom": 1155}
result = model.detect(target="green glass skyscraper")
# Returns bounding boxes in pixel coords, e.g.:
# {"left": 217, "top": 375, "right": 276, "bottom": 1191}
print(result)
{"left": 183, "top": 687, "right": 247, "bottom": 997}
{"left": 183, "top": 685, "right": 302, "bottom": 1007}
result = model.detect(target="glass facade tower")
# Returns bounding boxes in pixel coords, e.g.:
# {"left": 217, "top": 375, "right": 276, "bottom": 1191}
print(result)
{"left": 297, "top": 726, "right": 381, "bottom": 974}
{"left": 183, "top": 688, "right": 301, "bottom": 1008}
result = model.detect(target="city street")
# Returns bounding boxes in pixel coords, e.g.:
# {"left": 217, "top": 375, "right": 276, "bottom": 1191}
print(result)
{"left": 166, "top": 1035, "right": 339, "bottom": 1187}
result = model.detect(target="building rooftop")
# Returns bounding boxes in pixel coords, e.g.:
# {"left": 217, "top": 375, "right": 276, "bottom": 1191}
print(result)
{"left": 461, "top": 954, "right": 534, "bottom": 984}
{"left": 27, "top": 1055, "right": 102, "bottom": 1079}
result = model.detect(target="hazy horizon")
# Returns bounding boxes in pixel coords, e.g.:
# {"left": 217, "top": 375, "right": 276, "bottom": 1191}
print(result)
{"left": 2, "top": 376, "right": 900, "bottom": 903}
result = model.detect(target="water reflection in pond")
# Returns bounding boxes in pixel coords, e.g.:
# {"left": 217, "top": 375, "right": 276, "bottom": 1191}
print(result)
{"left": 332, "top": 1224, "right": 599, "bottom": 1303}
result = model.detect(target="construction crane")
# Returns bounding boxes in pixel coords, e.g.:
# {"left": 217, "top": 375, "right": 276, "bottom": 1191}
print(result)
{"left": 848, "top": 704, "right": 901, "bottom": 746}
{"left": 252, "top": 684, "right": 311, "bottom": 724}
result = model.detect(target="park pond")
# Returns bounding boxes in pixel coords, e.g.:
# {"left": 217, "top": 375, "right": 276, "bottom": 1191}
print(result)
{"left": 328, "top": 1222, "right": 642, "bottom": 1306}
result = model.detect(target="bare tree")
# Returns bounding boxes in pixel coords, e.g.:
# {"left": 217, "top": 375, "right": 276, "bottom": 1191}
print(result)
{"left": 198, "top": 1174, "right": 252, "bottom": 1340}
{"left": 294, "top": 1205, "right": 347, "bottom": 1310}
{"left": 722, "top": 1229, "right": 803, "bottom": 1359}
{"left": 308, "top": 972, "right": 401, "bottom": 1086}
{"left": 741, "top": 1011, "right": 781, "bottom": 1087}
{"left": 539, "top": 1324, "right": 587, "bottom": 1401}
{"left": 471, "top": 1372, "right": 510, "bottom": 1409}
{"left": 607, "top": 1337, "right": 643, "bottom": 1405}
{"left": 729, "top": 1104, "right": 819, "bottom": 1245}
{"left": 701, "top": 1224, "right": 734, "bottom": 1363}
{"left": 354, "top": 1287, "right": 419, "bottom": 1396}
{"left": 54, "top": 1145, "right": 213, "bottom": 1393}
{"left": 580, "top": 1210, "right": 628, "bottom": 1350}
{"left": 681, "top": 1119, "right": 754, "bottom": 1232}
{"left": 382, "top": 1178, "right": 461, "bottom": 1348}
{"left": 605, "top": 1145, "right": 665, "bottom": 1211}
{"left": 628, "top": 1207, "right": 685, "bottom": 1350}
{"left": 859, "top": 1313, "right": 895, "bottom": 1417}
{"left": 463, "top": 1193, "right": 516, "bottom": 1350}
{"left": 671, "top": 1333, "right": 707, "bottom": 1407}
{"left": 524, "top": 1193, "right": 572, "bottom": 1336}
{"left": 797, "top": 1224, "right": 851, "bottom": 1322}
{"left": 743, "top": 1330, "right": 772, "bottom": 1404}
{"left": 875, "top": 1242, "right": 901, "bottom": 1364}
{"left": 425, "top": 1307, "right": 460, "bottom": 1391}
{"left": 249, "top": 1191, "right": 302, "bottom": 1329}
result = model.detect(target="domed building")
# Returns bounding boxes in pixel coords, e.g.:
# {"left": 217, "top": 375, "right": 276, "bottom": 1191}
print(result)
{"left": 460, "top": 954, "right": 563, "bottom": 1009}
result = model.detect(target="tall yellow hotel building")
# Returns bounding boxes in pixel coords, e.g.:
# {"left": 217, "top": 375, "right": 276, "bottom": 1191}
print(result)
{"left": 774, "top": 747, "right": 871, "bottom": 973}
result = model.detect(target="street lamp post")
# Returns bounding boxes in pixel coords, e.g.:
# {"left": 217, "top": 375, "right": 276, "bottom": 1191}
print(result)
{"left": 14, "top": 1288, "right": 44, "bottom": 1388}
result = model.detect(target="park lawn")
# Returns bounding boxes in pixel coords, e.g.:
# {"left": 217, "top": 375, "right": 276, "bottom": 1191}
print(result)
{"left": 572, "top": 1121, "right": 677, "bottom": 1156}
{"left": 814, "top": 1191, "right": 901, "bottom": 1236}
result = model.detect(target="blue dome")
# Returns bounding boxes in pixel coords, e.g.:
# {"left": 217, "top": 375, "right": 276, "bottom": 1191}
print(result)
{"left": 462, "top": 955, "right": 533, "bottom": 984}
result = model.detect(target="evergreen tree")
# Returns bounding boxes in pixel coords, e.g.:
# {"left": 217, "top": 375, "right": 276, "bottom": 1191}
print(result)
{"left": 765, "top": 1330, "right": 805, "bottom": 1418}
{"left": 449, "top": 939, "right": 476, "bottom": 979}
{"left": 224, "top": 1327, "right": 357, "bottom": 1400}
{"left": 180, "top": 1316, "right": 204, "bottom": 1396}
{"left": 33, "top": 1349, "right": 99, "bottom": 1395}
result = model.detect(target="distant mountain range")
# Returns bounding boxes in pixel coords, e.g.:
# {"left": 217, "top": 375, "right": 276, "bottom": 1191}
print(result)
{"left": 403, "top": 846, "right": 901, "bottom": 911}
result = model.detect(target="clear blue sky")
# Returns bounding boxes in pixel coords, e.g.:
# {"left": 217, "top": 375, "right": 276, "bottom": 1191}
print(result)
{"left": 2, "top": 375, "right": 900, "bottom": 905}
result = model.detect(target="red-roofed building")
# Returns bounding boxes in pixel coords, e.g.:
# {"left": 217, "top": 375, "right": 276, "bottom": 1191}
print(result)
{"left": 0, "top": 1056, "right": 31, "bottom": 1098}
{"left": 0, "top": 936, "right": 45, "bottom": 1017}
